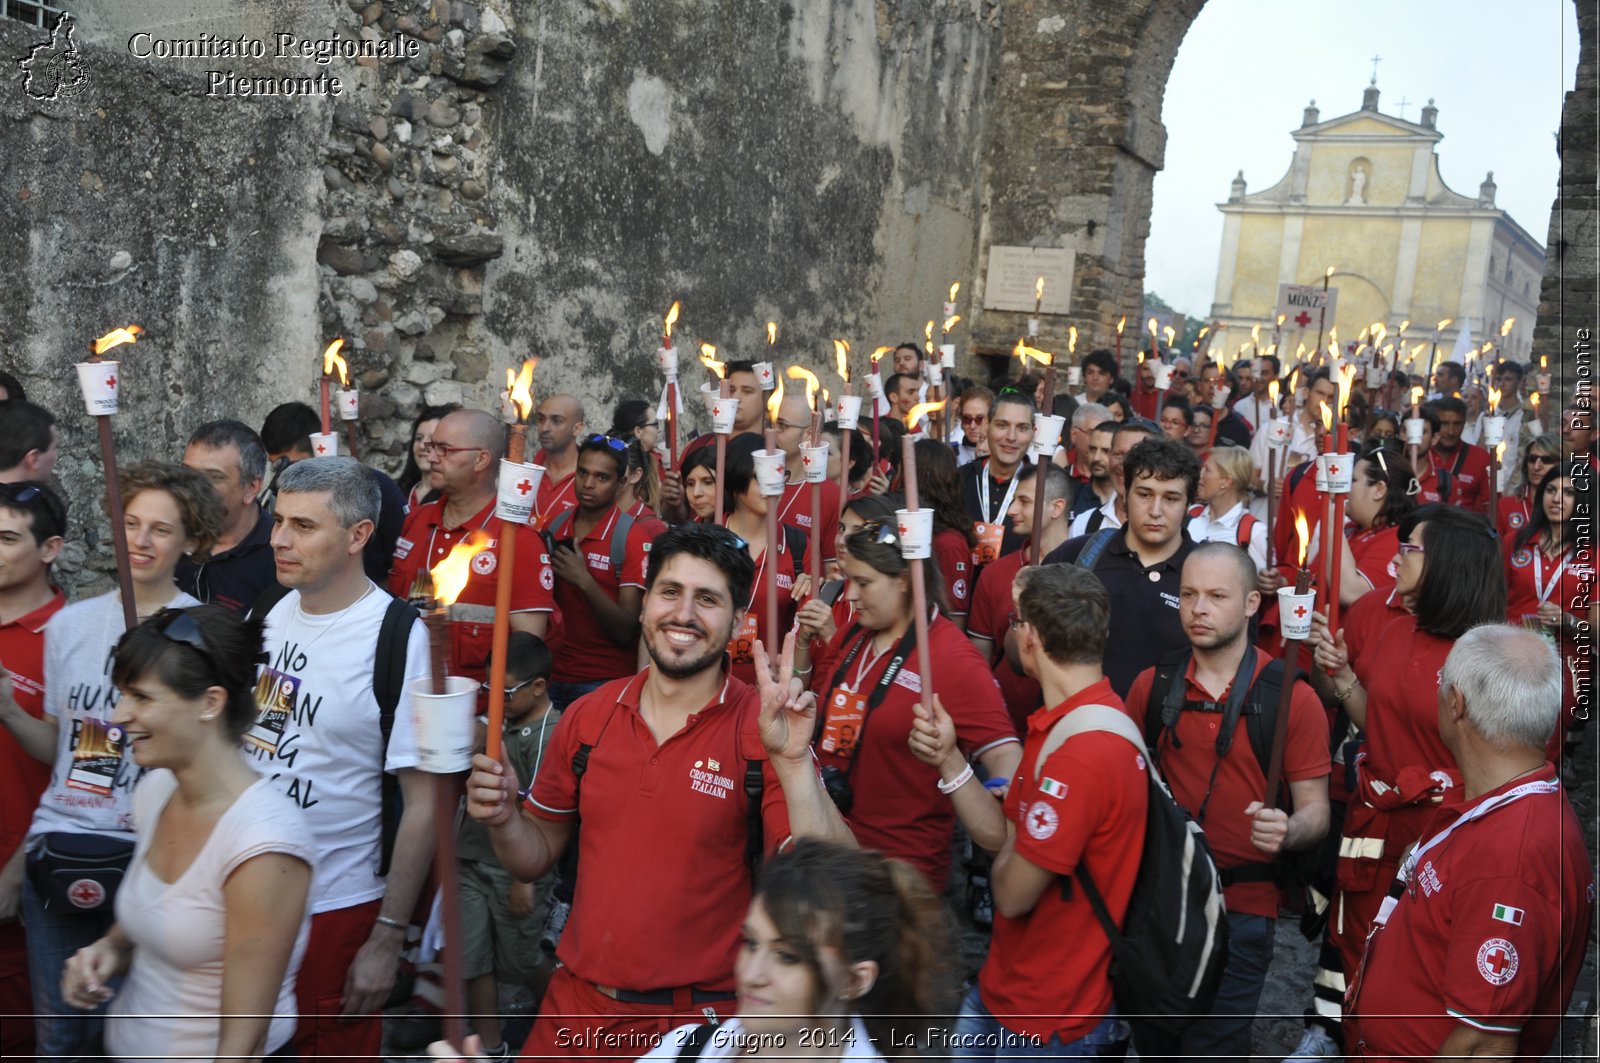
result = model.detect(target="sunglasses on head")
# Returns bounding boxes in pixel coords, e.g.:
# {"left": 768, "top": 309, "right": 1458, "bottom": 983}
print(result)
{"left": 0, "top": 483, "right": 41, "bottom": 505}
{"left": 155, "top": 609, "right": 220, "bottom": 681}
{"left": 855, "top": 521, "right": 901, "bottom": 546}
{"left": 585, "top": 434, "right": 628, "bottom": 451}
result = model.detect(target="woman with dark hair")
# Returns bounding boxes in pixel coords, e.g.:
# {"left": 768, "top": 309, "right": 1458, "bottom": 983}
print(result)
{"left": 1100, "top": 391, "right": 1133, "bottom": 424}
{"left": 679, "top": 443, "right": 718, "bottom": 523}
{"left": 912, "top": 439, "right": 976, "bottom": 629}
{"left": 1329, "top": 440, "right": 1419, "bottom": 602}
{"left": 607, "top": 398, "right": 661, "bottom": 455}
{"left": 1497, "top": 432, "right": 1560, "bottom": 538}
{"left": 806, "top": 523, "right": 1017, "bottom": 888}
{"left": 1367, "top": 409, "right": 1400, "bottom": 442}
{"left": 9, "top": 462, "right": 223, "bottom": 1059}
{"left": 1505, "top": 459, "right": 1594, "bottom": 760}
{"left": 720, "top": 434, "right": 806, "bottom": 688}
{"left": 398, "top": 403, "right": 458, "bottom": 511}
{"left": 643, "top": 840, "right": 953, "bottom": 1060}
{"left": 61, "top": 606, "right": 313, "bottom": 1061}
{"left": 617, "top": 438, "right": 662, "bottom": 518}
{"left": 1308, "top": 504, "right": 1506, "bottom": 1013}
{"left": 796, "top": 493, "right": 902, "bottom": 650}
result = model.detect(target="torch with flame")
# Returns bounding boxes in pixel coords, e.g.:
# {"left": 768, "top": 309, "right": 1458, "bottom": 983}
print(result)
{"left": 924, "top": 320, "right": 935, "bottom": 357}
{"left": 767, "top": 321, "right": 778, "bottom": 348}
{"left": 92, "top": 325, "right": 144, "bottom": 356}
{"left": 83, "top": 324, "right": 147, "bottom": 627}
{"left": 324, "top": 340, "right": 350, "bottom": 387}
{"left": 905, "top": 400, "right": 946, "bottom": 430}
{"left": 766, "top": 375, "right": 786, "bottom": 426}
{"left": 1034, "top": 276, "right": 1045, "bottom": 316}
{"left": 700, "top": 342, "right": 726, "bottom": 380}
{"left": 428, "top": 531, "right": 491, "bottom": 617}
{"left": 1068, "top": 326, "right": 1078, "bottom": 355}
{"left": 1014, "top": 338, "right": 1053, "bottom": 368}
{"left": 663, "top": 300, "right": 681, "bottom": 348}
{"left": 786, "top": 365, "right": 821, "bottom": 415}
{"left": 1487, "top": 384, "right": 1502, "bottom": 415}
{"left": 834, "top": 339, "right": 851, "bottom": 384}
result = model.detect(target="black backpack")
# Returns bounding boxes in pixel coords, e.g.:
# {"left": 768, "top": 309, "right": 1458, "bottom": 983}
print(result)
{"left": 251, "top": 583, "right": 418, "bottom": 877}
{"left": 1033, "top": 704, "right": 1229, "bottom": 1038}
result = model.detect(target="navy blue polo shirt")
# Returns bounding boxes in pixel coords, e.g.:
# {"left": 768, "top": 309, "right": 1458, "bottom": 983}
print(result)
{"left": 177, "top": 506, "right": 276, "bottom": 616}
{"left": 1043, "top": 528, "right": 1194, "bottom": 697}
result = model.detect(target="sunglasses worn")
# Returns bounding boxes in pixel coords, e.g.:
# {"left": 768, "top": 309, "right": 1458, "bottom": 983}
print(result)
{"left": 961, "top": 415, "right": 987, "bottom": 426}
{"left": 156, "top": 609, "right": 221, "bottom": 681}
{"left": 1527, "top": 454, "right": 1557, "bottom": 466}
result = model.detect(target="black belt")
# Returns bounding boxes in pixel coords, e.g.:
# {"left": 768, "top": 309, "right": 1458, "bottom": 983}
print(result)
{"left": 592, "top": 982, "right": 736, "bottom": 1006}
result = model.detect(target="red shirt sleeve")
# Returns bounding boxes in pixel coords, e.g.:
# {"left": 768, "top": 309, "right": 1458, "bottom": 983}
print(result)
{"left": 1012, "top": 734, "right": 1119, "bottom": 875}
{"left": 525, "top": 702, "right": 583, "bottom": 820}
{"left": 511, "top": 529, "right": 556, "bottom": 612}
{"left": 933, "top": 530, "right": 973, "bottom": 617}
{"left": 1283, "top": 679, "right": 1332, "bottom": 783}
{"left": 1440, "top": 874, "right": 1558, "bottom": 1032}
{"left": 1123, "top": 668, "right": 1156, "bottom": 728}
{"left": 939, "top": 624, "right": 1018, "bottom": 755}
{"left": 619, "top": 519, "right": 654, "bottom": 590}
{"left": 967, "top": 561, "right": 1005, "bottom": 643}
{"left": 1342, "top": 589, "right": 1388, "bottom": 663}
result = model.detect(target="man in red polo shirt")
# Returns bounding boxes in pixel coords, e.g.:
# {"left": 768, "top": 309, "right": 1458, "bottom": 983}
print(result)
{"left": 388, "top": 409, "right": 552, "bottom": 685}
{"left": 1347, "top": 625, "right": 1593, "bottom": 1061}
{"left": 911, "top": 563, "right": 1146, "bottom": 1056}
{"left": 1125, "top": 544, "right": 1330, "bottom": 1062}
{"left": 531, "top": 394, "right": 585, "bottom": 530}
{"left": 544, "top": 435, "right": 656, "bottom": 711}
{"left": 0, "top": 481, "right": 67, "bottom": 1060}
{"left": 1423, "top": 397, "right": 1491, "bottom": 512}
{"left": 464, "top": 523, "right": 851, "bottom": 1058}
{"left": 771, "top": 389, "right": 841, "bottom": 567}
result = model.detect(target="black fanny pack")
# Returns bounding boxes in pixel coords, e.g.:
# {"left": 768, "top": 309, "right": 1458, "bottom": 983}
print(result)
{"left": 28, "top": 832, "right": 135, "bottom": 913}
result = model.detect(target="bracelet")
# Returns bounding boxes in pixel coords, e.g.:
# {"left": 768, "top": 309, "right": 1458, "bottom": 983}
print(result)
{"left": 792, "top": 665, "right": 813, "bottom": 679}
{"left": 1332, "top": 676, "right": 1360, "bottom": 702}
{"left": 374, "top": 915, "right": 408, "bottom": 932}
{"left": 937, "top": 763, "right": 975, "bottom": 795}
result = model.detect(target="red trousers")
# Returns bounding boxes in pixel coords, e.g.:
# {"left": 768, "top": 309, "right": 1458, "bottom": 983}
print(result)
{"left": 519, "top": 966, "right": 733, "bottom": 1061}
{"left": 292, "top": 899, "right": 384, "bottom": 1062}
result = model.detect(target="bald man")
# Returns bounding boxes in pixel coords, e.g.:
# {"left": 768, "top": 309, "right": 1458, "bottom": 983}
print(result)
{"left": 533, "top": 394, "right": 586, "bottom": 529}
{"left": 388, "top": 409, "right": 553, "bottom": 683}
{"left": 773, "top": 390, "right": 840, "bottom": 567}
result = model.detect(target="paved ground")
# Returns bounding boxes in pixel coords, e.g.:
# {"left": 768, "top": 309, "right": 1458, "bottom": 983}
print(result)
{"left": 383, "top": 723, "right": 1599, "bottom": 1061}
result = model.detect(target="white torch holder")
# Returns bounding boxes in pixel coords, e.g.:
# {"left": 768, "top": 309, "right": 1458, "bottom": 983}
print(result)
{"left": 495, "top": 459, "right": 545, "bottom": 523}
{"left": 836, "top": 394, "right": 863, "bottom": 430}
{"left": 308, "top": 432, "right": 339, "bottom": 457}
{"left": 75, "top": 361, "right": 120, "bottom": 416}
{"left": 337, "top": 388, "right": 360, "bottom": 421}
{"left": 895, "top": 508, "right": 934, "bottom": 560}
{"left": 408, "top": 675, "right": 477, "bottom": 773}
{"left": 800, "top": 441, "right": 830, "bottom": 483}
{"left": 753, "top": 450, "right": 786, "bottom": 496}
{"left": 1277, "top": 588, "right": 1317, "bottom": 641}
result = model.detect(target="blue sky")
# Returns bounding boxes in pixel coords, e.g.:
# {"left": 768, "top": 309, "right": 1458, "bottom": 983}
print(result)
{"left": 1147, "top": 0, "right": 1581, "bottom": 317}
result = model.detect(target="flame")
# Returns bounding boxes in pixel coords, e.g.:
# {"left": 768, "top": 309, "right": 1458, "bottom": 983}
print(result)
{"left": 429, "top": 529, "right": 492, "bottom": 607}
{"left": 1501, "top": 316, "right": 1515, "bottom": 337}
{"left": 1068, "top": 325, "right": 1078, "bottom": 354}
{"left": 508, "top": 358, "right": 536, "bottom": 421}
{"left": 948, "top": 281, "right": 960, "bottom": 303}
{"left": 1163, "top": 325, "right": 1176, "bottom": 347}
{"left": 1034, "top": 276, "right": 1044, "bottom": 302}
{"left": 1198, "top": 326, "right": 1210, "bottom": 341}
{"left": 924, "top": 320, "right": 935, "bottom": 354}
{"left": 1410, "top": 385, "right": 1424, "bottom": 408}
{"left": 1358, "top": 326, "right": 1370, "bottom": 343}
{"left": 1530, "top": 392, "right": 1540, "bottom": 411}
{"left": 833, "top": 339, "right": 851, "bottom": 382}
{"left": 322, "top": 339, "right": 349, "bottom": 386}
{"left": 1116, "top": 316, "right": 1126, "bottom": 335}
{"left": 905, "top": 400, "right": 946, "bottom": 429}
{"left": 1540, "top": 355, "right": 1548, "bottom": 369}
{"left": 1410, "top": 342, "right": 1427, "bottom": 364}
{"left": 1148, "top": 317, "right": 1159, "bottom": 338}
{"left": 1320, "top": 403, "right": 1333, "bottom": 434}
{"left": 870, "top": 345, "right": 891, "bottom": 368}
{"left": 1251, "top": 323, "right": 1261, "bottom": 344}
{"left": 1277, "top": 314, "right": 1287, "bottom": 327}
{"left": 663, "top": 300, "right": 681, "bottom": 342}
{"left": 1436, "top": 318, "right": 1452, "bottom": 332}
{"left": 767, "top": 321, "right": 777, "bottom": 347}
{"left": 1495, "top": 440, "right": 1508, "bottom": 464}
{"left": 699, "top": 342, "right": 725, "bottom": 379}
{"left": 1338, "top": 363, "right": 1358, "bottom": 416}
{"left": 1013, "top": 338, "right": 1053, "bottom": 366}
{"left": 1267, "top": 381, "right": 1280, "bottom": 405}
{"left": 1487, "top": 384, "right": 1502, "bottom": 413}
{"left": 1329, "top": 326, "right": 1339, "bottom": 345}
{"left": 766, "top": 375, "right": 786, "bottom": 424}
{"left": 1296, "top": 342, "right": 1307, "bottom": 361}
{"left": 1479, "top": 340, "right": 1494, "bottom": 356}
{"left": 942, "top": 314, "right": 962, "bottom": 334}
{"left": 1294, "top": 513, "right": 1311, "bottom": 567}
{"left": 786, "top": 365, "right": 821, "bottom": 411}
{"left": 1325, "top": 265, "right": 1336, "bottom": 279}
{"left": 1371, "top": 322, "right": 1387, "bottom": 347}
{"left": 92, "top": 325, "right": 143, "bottom": 356}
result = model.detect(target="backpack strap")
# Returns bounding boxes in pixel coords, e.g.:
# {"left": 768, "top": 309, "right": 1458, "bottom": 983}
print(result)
{"left": 609, "top": 511, "right": 637, "bottom": 574}
{"left": 1286, "top": 459, "right": 1314, "bottom": 493}
{"left": 1033, "top": 703, "right": 1150, "bottom": 781}
{"left": 782, "top": 523, "right": 808, "bottom": 571}
{"left": 1143, "top": 650, "right": 1192, "bottom": 754}
{"left": 248, "top": 581, "right": 291, "bottom": 622}
{"left": 546, "top": 508, "right": 575, "bottom": 540}
{"left": 738, "top": 714, "right": 768, "bottom": 879}
{"left": 374, "top": 595, "right": 421, "bottom": 877}
{"left": 676, "top": 1023, "right": 719, "bottom": 1060}
{"left": 1074, "top": 527, "right": 1121, "bottom": 573}
{"left": 1236, "top": 513, "right": 1258, "bottom": 550}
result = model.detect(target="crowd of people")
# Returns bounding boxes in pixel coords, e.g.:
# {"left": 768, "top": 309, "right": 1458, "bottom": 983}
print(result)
{"left": 0, "top": 344, "right": 1591, "bottom": 1062}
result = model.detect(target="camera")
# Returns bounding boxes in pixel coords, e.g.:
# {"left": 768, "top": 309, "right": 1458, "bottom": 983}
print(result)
{"left": 820, "top": 764, "right": 854, "bottom": 815}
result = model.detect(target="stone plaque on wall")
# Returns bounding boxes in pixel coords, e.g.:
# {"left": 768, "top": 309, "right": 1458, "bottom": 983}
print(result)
{"left": 983, "top": 246, "right": 1074, "bottom": 314}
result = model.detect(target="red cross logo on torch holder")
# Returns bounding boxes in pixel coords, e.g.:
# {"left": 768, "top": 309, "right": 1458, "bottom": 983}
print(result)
{"left": 1293, "top": 603, "right": 1309, "bottom": 621}
{"left": 516, "top": 479, "right": 533, "bottom": 495}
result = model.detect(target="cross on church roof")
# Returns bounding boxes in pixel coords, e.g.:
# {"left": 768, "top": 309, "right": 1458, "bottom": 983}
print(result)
{"left": 1369, "top": 54, "right": 1382, "bottom": 84}
{"left": 1396, "top": 96, "right": 1411, "bottom": 119}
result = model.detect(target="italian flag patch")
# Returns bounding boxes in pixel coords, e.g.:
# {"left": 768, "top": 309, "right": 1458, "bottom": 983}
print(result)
{"left": 1038, "top": 777, "right": 1067, "bottom": 799}
{"left": 1492, "top": 904, "right": 1524, "bottom": 926}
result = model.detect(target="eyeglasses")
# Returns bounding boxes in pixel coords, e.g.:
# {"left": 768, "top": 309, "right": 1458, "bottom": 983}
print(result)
{"left": 585, "top": 434, "right": 628, "bottom": 451}
{"left": 155, "top": 609, "right": 220, "bottom": 680}
{"left": 1527, "top": 454, "right": 1557, "bottom": 466}
{"left": 1007, "top": 609, "right": 1029, "bottom": 630}
{"left": 422, "top": 441, "right": 487, "bottom": 458}
{"left": 960, "top": 415, "right": 988, "bottom": 427}
{"left": 480, "top": 676, "right": 538, "bottom": 699}
{"left": 774, "top": 419, "right": 811, "bottom": 433}
{"left": 1397, "top": 542, "right": 1425, "bottom": 556}
{"left": 640, "top": 421, "right": 659, "bottom": 430}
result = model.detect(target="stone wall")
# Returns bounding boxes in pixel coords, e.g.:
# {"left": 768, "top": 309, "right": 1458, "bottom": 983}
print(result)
{"left": 1533, "top": 0, "right": 1598, "bottom": 406}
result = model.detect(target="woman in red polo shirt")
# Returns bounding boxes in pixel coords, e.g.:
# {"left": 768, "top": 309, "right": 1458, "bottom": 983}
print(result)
{"left": 1496, "top": 434, "right": 1559, "bottom": 539}
{"left": 807, "top": 523, "right": 1019, "bottom": 889}
{"left": 912, "top": 440, "right": 976, "bottom": 630}
{"left": 721, "top": 435, "right": 804, "bottom": 688}
{"left": 795, "top": 494, "right": 901, "bottom": 653}
{"left": 1309, "top": 504, "right": 1506, "bottom": 1011}
{"left": 1330, "top": 441, "right": 1419, "bottom": 603}
{"left": 1505, "top": 459, "right": 1594, "bottom": 762}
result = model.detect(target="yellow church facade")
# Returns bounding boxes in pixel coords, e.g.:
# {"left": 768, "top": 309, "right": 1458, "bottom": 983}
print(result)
{"left": 1208, "top": 85, "right": 1544, "bottom": 365}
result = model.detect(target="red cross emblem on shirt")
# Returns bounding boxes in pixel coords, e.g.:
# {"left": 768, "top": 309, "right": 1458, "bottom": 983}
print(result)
{"left": 1030, "top": 808, "right": 1050, "bottom": 832}
{"left": 1294, "top": 311, "right": 1313, "bottom": 328}
{"left": 1293, "top": 604, "right": 1309, "bottom": 619}
{"left": 1483, "top": 945, "right": 1512, "bottom": 977}
{"left": 516, "top": 479, "right": 533, "bottom": 495}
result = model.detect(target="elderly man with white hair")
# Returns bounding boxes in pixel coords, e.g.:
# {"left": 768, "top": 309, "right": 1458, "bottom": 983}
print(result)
{"left": 1345, "top": 625, "right": 1593, "bottom": 1061}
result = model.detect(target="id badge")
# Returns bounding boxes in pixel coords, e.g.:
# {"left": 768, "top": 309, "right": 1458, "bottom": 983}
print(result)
{"left": 973, "top": 521, "right": 1005, "bottom": 566}
{"left": 820, "top": 687, "right": 867, "bottom": 755}
{"left": 248, "top": 668, "right": 298, "bottom": 756}
{"left": 727, "top": 612, "right": 759, "bottom": 666}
